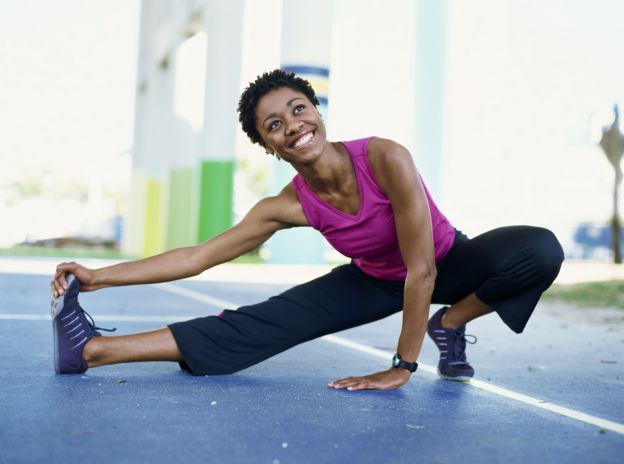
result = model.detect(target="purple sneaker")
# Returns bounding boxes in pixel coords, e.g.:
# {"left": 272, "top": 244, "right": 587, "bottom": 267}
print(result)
{"left": 427, "top": 307, "right": 477, "bottom": 381}
{"left": 51, "top": 274, "right": 115, "bottom": 374}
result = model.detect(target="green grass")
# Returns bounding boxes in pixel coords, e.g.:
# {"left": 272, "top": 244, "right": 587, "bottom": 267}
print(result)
{"left": 542, "top": 280, "right": 624, "bottom": 309}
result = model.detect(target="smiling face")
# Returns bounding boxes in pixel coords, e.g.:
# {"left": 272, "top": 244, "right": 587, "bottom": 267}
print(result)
{"left": 254, "top": 86, "right": 326, "bottom": 164}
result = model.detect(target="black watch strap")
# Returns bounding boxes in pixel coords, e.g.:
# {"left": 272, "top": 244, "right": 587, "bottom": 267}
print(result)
{"left": 392, "top": 353, "right": 418, "bottom": 373}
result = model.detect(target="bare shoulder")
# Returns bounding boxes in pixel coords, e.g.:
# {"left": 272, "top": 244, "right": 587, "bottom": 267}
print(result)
{"left": 274, "top": 182, "right": 309, "bottom": 227}
{"left": 248, "top": 182, "right": 309, "bottom": 229}
{"left": 366, "top": 137, "right": 418, "bottom": 194}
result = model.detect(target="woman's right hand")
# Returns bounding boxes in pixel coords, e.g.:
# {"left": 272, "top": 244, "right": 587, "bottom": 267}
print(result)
{"left": 51, "top": 261, "right": 99, "bottom": 298}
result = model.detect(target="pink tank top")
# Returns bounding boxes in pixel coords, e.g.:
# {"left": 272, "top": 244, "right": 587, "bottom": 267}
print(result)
{"left": 292, "top": 136, "right": 456, "bottom": 281}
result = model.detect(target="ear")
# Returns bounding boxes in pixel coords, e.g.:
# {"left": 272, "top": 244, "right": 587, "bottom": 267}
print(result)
{"left": 261, "top": 145, "right": 281, "bottom": 160}
{"left": 257, "top": 137, "right": 280, "bottom": 160}
{"left": 263, "top": 146, "right": 281, "bottom": 160}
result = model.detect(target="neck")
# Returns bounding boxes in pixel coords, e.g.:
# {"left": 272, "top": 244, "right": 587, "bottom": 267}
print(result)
{"left": 293, "top": 141, "right": 351, "bottom": 194}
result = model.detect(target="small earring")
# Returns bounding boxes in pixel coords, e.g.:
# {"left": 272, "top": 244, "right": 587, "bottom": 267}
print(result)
{"left": 265, "top": 148, "right": 281, "bottom": 161}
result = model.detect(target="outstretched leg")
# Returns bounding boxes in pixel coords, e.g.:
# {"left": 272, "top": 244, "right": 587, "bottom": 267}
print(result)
{"left": 83, "top": 328, "right": 183, "bottom": 368}
{"left": 52, "top": 274, "right": 183, "bottom": 374}
{"left": 168, "top": 264, "right": 405, "bottom": 376}
{"left": 56, "top": 264, "right": 404, "bottom": 375}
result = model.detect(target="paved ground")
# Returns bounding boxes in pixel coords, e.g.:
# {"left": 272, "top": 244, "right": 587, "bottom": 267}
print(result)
{"left": 1, "top": 257, "right": 623, "bottom": 463}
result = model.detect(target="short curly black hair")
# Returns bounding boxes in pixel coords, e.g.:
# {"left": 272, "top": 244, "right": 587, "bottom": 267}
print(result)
{"left": 237, "top": 69, "right": 320, "bottom": 147}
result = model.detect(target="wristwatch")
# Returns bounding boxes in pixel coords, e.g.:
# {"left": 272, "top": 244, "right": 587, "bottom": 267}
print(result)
{"left": 392, "top": 353, "right": 418, "bottom": 373}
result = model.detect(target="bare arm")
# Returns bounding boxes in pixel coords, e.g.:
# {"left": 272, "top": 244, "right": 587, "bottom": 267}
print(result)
{"left": 51, "top": 184, "right": 308, "bottom": 296}
{"left": 329, "top": 138, "right": 436, "bottom": 391}
{"left": 379, "top": 140, "right": 437, "bottom": 364}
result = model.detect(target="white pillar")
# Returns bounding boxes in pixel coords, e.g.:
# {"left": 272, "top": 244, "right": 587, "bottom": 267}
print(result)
{"left": 196, "top": 0, "right": 245, "bottom": 243}
{"left": 125, "top": 0, "right": 245, "bottom": 255}
{"left": 125, "top": 0, "right": 178, "bottom": 256}
{"left": 266, "top": 0, "right": 333, "bottom": 264}
{"left": 413, "top": 0, "right": 448, "bottom": 201}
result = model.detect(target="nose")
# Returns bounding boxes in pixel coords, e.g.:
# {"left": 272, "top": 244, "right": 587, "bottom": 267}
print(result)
{"left": 285, "top": 117, "right": 303, "bottom": 136}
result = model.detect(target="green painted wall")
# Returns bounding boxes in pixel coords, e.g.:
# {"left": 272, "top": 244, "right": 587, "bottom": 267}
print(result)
{"left": 198, "top": 160, "right": 235, "bottom": 242}
{"left": 167, "top": 168, "right": 196, "bottom": 249}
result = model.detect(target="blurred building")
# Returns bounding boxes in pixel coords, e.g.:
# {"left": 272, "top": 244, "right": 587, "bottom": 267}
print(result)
{"left": 125, "top": 0, "right": 624, "bottom": 262}
{"left": 125, "top": 0, "right": 244, "bottom": 256}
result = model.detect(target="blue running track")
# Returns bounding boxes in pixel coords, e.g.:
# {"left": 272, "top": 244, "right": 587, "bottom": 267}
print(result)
{"left": 1, "top": 263, "right": 623, "bottom": 463}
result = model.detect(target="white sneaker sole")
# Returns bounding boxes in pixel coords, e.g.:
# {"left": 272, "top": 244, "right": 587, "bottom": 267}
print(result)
{"left": 437, "top": 369, "right": 473, "bottom": 382}
{"left": 51, "top": 274, "right": 75, "bottom": 374}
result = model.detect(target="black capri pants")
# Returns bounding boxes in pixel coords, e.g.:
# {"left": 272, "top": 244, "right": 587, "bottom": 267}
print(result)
{"left": 169, "top": 225, "right": 564, "bottom": 376}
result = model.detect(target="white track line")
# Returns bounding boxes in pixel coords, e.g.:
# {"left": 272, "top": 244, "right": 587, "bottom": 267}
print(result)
{"left": 321, "top": 335, "right": 624, "bottom": 435}
{"left": 7, "top": 281, "right": 624, "bottom": 435}
{"left": 155, "top": 283, "right": 624, "bottom": 436}
{"left": 321, "top": 335, "right": 439, "bottom": 375}
{"left": 1, "top": 313, "right": 197, "bottom": 322}
{"left": 155, "top": 282, "right": 236, "bottom": 309}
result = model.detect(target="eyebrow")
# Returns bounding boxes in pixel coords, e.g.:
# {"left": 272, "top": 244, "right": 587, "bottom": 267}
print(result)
{"left": 262, "top": 97, "right": 303, "bottom": 125}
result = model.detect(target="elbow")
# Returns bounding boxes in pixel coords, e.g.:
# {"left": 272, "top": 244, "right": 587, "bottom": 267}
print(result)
{"left": 187, "top": 246, "right": 207, "bottom": 277}
{"left": 407, "top": 266, "right": 437, "bottom": 289}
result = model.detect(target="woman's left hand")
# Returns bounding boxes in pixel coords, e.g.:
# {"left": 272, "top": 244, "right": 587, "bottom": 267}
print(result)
{"left": 328, "top": 368, "right": 411, "bottom": 391}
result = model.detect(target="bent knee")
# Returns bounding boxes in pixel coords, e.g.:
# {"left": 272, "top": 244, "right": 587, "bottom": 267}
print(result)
{"left": 528, "top": 227, "right": 565, "bottom": 281}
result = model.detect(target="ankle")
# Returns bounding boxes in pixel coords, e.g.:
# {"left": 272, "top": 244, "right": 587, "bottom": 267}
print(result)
{"left": 82, "top": 336, "right": 103, "bottom": 365}
{"left": 441, "top": 309, "right": 461, "bottom": 331}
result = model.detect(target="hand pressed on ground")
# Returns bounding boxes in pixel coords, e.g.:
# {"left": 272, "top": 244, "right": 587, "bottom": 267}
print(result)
{"left": 328, "top": 367, "right": 411, "bottom": 391}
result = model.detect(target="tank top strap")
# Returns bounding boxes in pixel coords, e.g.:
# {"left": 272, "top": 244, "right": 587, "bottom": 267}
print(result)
{"left": 341, "top": 136, "right": 375, "bottom": 160}
{"left": 292, "top": 135, "right": 377, "bottom": 192}
{"left": 292, "top": 173, "right": 305, "bottom": 191}
{"left": 343, "top": 136, "right": 387, "bottom": 199}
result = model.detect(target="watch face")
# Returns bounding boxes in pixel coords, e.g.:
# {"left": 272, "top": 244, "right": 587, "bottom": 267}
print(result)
{"left": 392, "top": 354, "right": 400, "bottom": 367}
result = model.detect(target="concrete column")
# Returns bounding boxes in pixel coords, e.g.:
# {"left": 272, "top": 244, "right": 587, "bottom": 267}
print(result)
{"left": 166, "top": 30, "right": 207, "bottom": 249}
{"left": 196, "top": 0, "right": 244, "bottom": 242}
{"left": 266, "top": 0, "right": 333, "bottom": 264}
{"left": 125, "top": 0, "right": 244, "bottom": 255}
{"left": 125, "top": 0, "right": 178, "bottom": 256}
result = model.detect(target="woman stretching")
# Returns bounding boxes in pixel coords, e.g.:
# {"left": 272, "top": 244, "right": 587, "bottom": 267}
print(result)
{"left": 50, "top": 69, "right": 564, "bottom": 391}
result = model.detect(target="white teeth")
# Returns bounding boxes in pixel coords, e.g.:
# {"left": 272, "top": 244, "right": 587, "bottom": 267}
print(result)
{"left": 293, "top": 132, "right": 313, "bottom": 149}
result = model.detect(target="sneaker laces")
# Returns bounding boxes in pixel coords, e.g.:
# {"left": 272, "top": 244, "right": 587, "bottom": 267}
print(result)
{"left": 448, "top": 332, "right": 477, "bottom": 366}
{"left": 80, "top": 305, "right": 117, "bottom": 333}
